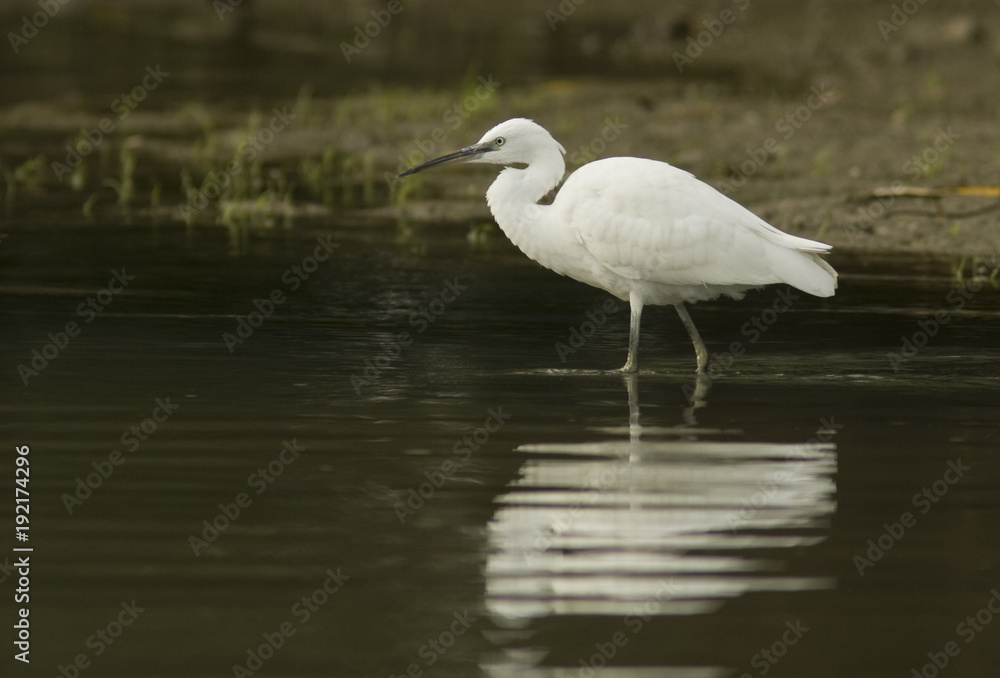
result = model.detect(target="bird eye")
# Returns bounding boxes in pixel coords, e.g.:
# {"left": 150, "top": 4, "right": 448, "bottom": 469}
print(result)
{"left": 495, "top": 137, "right": 505, "bottom": 146}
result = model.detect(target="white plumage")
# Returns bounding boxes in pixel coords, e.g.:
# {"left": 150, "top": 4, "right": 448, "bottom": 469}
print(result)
{"left": 400, "top": 118, "right": 837, "bottom": 372}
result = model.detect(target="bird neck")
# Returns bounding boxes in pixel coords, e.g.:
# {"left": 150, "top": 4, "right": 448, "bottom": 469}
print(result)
{"left": 485, "top": 147, "right": 565, "bottom": 248}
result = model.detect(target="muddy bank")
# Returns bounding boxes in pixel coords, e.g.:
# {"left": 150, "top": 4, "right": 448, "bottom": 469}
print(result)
{"left": 1, "top": 0, "right": 998, "bottom": 258}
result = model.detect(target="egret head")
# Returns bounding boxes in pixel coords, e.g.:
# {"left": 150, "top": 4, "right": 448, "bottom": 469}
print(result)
{"left": 399, "top": 118, "right": 566, "bottom": 177}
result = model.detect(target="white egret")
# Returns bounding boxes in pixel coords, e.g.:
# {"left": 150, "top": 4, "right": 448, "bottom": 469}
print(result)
{"left": 399, "top": 118, "right": 837, "bottom": 373}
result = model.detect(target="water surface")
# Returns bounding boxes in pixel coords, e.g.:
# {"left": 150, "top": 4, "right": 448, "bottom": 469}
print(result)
{"left": 2, "top": 218, "right": 998, "bottom": 677}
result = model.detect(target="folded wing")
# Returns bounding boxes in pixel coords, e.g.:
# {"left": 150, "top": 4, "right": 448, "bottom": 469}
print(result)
{"left": 559, "top": 158, "right": 837, "bottom": 298}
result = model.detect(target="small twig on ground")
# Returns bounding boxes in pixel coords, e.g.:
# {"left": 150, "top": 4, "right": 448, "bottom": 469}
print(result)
{"left": 871, "top": 185, "right": 1000, "bottom": 199}
{"left": 864, "top": 185, "right": 1000, "bottom": 220}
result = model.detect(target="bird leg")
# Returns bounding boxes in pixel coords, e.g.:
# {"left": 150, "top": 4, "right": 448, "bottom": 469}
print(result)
{"left": 682, "top": 372, "right": 713, "bottom": 426}
{"left": 622, "top": 371, "right": 641, "bottom": 446}
{"left": 674, "top": 303, "right": 709, "bottom": 373}
{"left": 621, "top": 293, "right": 643, "bottom": 373}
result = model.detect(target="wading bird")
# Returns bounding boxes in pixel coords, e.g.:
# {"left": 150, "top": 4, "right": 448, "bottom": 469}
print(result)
{"left": 399, "top": 118, "right": 837, "bottom": 372}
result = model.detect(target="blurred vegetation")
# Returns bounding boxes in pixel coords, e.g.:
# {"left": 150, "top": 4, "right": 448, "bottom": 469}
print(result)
{"left": 1, "top": 0, "right": 998, "bottom": 255}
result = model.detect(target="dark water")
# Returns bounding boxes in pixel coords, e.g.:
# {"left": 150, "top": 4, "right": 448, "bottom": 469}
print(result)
{"left": 2, "top": 218, "right": 998, "bottom": 677}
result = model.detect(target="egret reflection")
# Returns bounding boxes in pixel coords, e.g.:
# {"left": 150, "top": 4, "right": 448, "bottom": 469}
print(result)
{"left": 483, "top": 375, "right": 837, "bottom": 625}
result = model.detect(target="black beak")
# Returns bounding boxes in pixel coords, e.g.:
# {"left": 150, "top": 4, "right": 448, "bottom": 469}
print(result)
{"left": 398, "top": 143, "right": 489, "bottom": 177}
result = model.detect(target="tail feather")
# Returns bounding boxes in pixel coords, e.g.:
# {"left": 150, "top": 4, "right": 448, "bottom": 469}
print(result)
{"left": 766, "top": 247, "right": 838, "bottom": 298}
